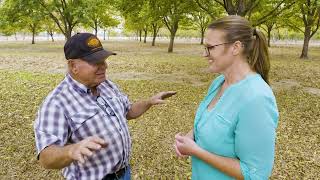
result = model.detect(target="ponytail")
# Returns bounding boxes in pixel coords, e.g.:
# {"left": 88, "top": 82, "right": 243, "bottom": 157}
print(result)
{"left": 250, "top": 29, "right": 270, "bottom": 84}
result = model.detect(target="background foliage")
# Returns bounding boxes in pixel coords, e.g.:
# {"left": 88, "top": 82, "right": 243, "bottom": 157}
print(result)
{"left": 0, "top": 41, "right": 319, "bottom": 179}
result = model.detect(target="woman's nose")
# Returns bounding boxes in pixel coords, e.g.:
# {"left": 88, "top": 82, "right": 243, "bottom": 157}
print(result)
{"left": 202, "top": 50, "right": 208, "bottom": 57}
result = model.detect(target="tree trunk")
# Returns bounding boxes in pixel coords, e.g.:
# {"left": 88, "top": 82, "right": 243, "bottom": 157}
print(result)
{"left": 94, "top": 28, "right": 98, "bottom": 36}
{"left": 136, "top": 30, "right": 139, "bottom": 40}
{"left": 94, "top": 21, "right": 98, "bottom": 36}
{"left": 300, "top": 26, "right": 311, "bottom": 59}
{"left": 267, "top": 27, "right": 271, "bottom": 47}
{"left": 151, "top": 24, "right": 160, "bottom": 46}
{"left": 168, "top": 30, "right": 177, "bottom": 53}
{"left": 168, "top": 21, "right": 178, "bottom": 53}
{"left": 32, "top": 27, "right": 36, "bottom": 44}
{"left": 14, "top": 33, "right": 17, "bottom": 41}
{"left": 143, "top": 29, "right": 147, "bottom": 43}
{"left": 50, "top": 33, "right": 54, "bottom": 42}
{"left": 224, "top": 0, "right": 246, "bottom": 16}
{"left": 65, "top": 26, "right": 72, "bottom": 40}
{"left": 200, "top": 28, "right": 205, "bottom": 45}
{"left": 103, "top": 29, "right": 106, "bottom": 40}
{"left": 152, "top": 28, "right": 157, "bottom": 46}
{"left": 65, "top": 32, "right": 72, "bottom": 40}
{"left": 139, "top": 30, "right": 142, "bottom": 42}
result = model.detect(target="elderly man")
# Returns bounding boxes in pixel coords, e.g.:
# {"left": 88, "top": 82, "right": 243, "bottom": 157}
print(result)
{"left": 34, "top": 33, "right": 176, "bottom": 180}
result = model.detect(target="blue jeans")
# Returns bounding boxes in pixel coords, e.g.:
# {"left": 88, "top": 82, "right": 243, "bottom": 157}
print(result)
{"left": 119, "top": 166, "right": 131, "bottom": 180}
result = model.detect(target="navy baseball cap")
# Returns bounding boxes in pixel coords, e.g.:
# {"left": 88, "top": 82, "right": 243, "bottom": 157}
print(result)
{"left": 64, "top": 33, "right": 116, "bottom": 63}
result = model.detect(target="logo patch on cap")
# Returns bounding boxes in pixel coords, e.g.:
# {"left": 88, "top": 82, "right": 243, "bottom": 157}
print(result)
{"left": 87, "top": 36, "right": 102, "bottom": 48}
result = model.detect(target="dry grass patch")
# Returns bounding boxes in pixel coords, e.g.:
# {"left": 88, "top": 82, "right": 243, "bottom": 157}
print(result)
{"left": 0, "top": 41, "right": 319, "bottom": 179}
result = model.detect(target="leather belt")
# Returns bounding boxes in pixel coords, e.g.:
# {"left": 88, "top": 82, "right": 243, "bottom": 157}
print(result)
{"left": 102, "top": 166, "right": 127, "bottom": 180}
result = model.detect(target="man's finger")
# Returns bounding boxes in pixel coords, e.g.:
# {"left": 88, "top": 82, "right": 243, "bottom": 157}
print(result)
{"left": 160, "top": 91, "right": 177, "bottom": 100}
{"left": 85, "top": 141, "right": 103, "bottom": 150}
{"left": 90, "top": 136, "right": 108, "bottom": 147}
{"left": 156, "top": 100, "right": 165, "bottom": 104}
{"left": 76, "top": 153, "right": 85, "bottom": 164}
{"left": 80, "top": 147, "right": 93, "bottom": 157}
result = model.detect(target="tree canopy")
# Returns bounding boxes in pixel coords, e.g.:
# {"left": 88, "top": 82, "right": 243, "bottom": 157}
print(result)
{"left": 0, "top": 0, "right": 319, "bottom": 58}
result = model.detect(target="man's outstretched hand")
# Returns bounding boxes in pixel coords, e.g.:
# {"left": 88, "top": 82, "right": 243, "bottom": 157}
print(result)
{"left": 149, "top": 91, "right": 177, "bottom": 105}
{"left": 126, "top": 91, "right": 176, "bottom": 120}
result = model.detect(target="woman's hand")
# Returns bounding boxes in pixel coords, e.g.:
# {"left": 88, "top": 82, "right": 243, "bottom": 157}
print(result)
{"left": 174, "top": 133, "right": 188, "bottom": 158}
{"left": 174, "top": 141, "right": 188, "bottom": 158}
{"left": 175, "top": 133, "right": 200, "bottom": 156}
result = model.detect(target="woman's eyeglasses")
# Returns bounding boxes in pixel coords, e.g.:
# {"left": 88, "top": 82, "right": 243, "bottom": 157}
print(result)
{"left": 204, "top": 42, "right": 233, "bottom": 56}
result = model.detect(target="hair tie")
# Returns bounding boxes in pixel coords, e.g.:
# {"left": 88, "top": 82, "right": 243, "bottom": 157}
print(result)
{"left": 253, "top": 28, "right": 257, "bottom": 36}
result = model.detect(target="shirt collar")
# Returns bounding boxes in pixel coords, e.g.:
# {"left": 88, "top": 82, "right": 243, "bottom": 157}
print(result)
{"left": 66, "top": 73, "right": 90, "bottom": 94}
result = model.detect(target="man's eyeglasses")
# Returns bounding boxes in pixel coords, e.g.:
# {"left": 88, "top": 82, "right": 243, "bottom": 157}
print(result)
{"left": 96, "top": 96, "right": 115, "bottom": 116}
{"left": 204, "top": 42, "right": 233, "bottom": 56}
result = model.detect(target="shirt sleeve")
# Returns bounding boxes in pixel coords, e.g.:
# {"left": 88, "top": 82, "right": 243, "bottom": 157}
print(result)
{"left": 235, "top": 95, "right": 279, "bottom": 180}
{"left": 33, "top": 101, "right": 69, "bottom": 158}
{"left": 119, "top": 90, "right": 131, "bottom": 115}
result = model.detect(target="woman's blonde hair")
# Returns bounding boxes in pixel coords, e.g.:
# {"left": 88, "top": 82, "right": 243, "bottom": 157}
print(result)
{"left": 208, "top": 15, "right": 270, "bottom": 84}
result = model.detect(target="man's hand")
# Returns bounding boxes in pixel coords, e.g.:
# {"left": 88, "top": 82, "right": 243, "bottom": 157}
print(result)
{"left": 68, "top": 136, "right": 108, "bottom": 164}
{"left": 149, "top": 91, "right": 177, "bottom": 105}
{"left": 126, "top": 91, "right": 176, "bottom": 120}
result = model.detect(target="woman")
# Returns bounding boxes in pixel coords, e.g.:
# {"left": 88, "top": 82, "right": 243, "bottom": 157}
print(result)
{"left": 174, "top": 15, "right": 279, "bottom": 180}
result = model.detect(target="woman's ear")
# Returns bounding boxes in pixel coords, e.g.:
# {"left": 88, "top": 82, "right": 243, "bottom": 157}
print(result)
{"left": 232, "top": 41, "right": 242, "bottom": 56}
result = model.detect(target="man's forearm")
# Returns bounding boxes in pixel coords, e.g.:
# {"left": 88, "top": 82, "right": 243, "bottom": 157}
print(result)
{"left": 39, "top": 145, "right": 74, "bottom": 169}
{"left": 126, "top": 100, "right": 152, "bottom": 120}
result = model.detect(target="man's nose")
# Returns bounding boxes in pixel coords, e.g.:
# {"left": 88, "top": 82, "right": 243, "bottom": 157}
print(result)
{"left": 102, "top": 63, "right": 107, "bottom": 70}
{"left": 97, "top": 61, "right": 107, "bottom": 69}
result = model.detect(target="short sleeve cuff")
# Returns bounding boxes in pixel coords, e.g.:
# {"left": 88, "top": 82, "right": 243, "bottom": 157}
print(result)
{"left": 240, "top": 161, "right": 250, "bottom": 179}
{"left": 240, "top": 161, "right": 261, "bottom": 180}
{"left": 35, "top": 130, "right": 64, "bottom": 158}
{"left": 126, "top": 102, "right": 132, "bottom": 114}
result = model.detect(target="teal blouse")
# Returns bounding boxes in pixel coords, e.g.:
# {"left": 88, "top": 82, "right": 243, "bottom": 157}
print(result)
{"left": 192, "top": 74, "right": 279, "bottom": 180}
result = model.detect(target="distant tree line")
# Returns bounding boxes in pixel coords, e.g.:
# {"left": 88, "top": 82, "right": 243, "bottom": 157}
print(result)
{"left": 0, "top": 0, "right": 120, "bottom": 43}
{"left": 0, "top": 0, "right": 319, "bottom": 59}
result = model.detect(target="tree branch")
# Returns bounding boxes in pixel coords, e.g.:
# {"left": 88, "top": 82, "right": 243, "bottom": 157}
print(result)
{"left": 253, "top": 1, "right": 295, "bottom": 26}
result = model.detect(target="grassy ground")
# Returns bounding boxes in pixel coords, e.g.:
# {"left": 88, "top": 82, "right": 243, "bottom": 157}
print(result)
{"left": 0, "top": 40, "right": 319, "bottom": 179}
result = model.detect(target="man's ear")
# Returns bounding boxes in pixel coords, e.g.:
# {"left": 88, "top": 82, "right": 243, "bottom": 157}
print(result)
{"left": 68, "top": 60, "right": 79, "bottom": 74}
{"left": 232, "top": 41, "right": 242, "bottom": 56}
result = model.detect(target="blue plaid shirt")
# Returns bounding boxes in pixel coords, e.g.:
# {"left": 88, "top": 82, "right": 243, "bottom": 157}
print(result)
{"left": 34, "top": 74, "right": 132, "bottom": 180}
